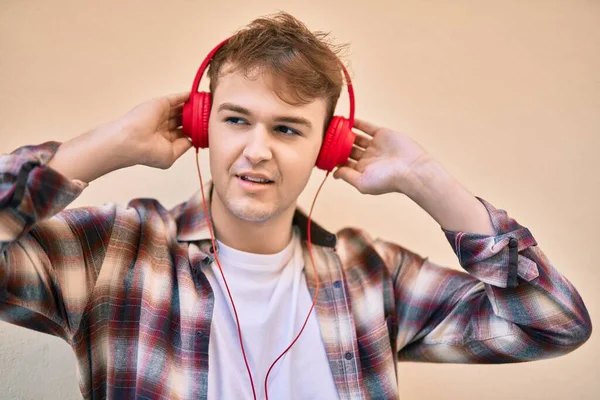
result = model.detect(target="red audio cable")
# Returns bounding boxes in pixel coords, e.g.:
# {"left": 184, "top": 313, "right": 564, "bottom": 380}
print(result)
{"left": 195, "top": 148, "right": 329, "bottom": 400}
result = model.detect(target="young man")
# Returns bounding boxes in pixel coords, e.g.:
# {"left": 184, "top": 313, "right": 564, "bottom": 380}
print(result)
{"left": 0, "top": 11, "right": 591, "bottom": 400}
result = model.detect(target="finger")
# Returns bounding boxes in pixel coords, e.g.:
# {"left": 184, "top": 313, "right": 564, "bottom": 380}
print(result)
{"left": 165, "top": 91, "right": 191, "bottom": 107}
{"left": 169, "top": 104, "right": 184, "bottom": 118}
{"left": 353, "top": 118, "right": 380, "bottom": 137}
{"left": 353, "top": 134, "right": 371, "bottom": 149}
{"left": 349, "top": 146, "right": 364, "bottom": 161}
{"left": 333, "top": 165, "right": 362, "bottom": 187}
{"left": 345, "top": 158, "right": 357, "bottom": 168}
{"left": 168, "top": 115, "right": 183, "bottom": 130}
{"left": 162, "top": 126, "right": 186, "bottom": 142}
{"left": 171, "top": 136, "right": 193, "bottom": 160}
{"left": 335, "top": 158, "right": 357, "bottom": 173}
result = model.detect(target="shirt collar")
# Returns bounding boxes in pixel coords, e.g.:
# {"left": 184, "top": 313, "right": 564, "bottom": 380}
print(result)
{"left": 175, "top": 180, "right": 337, "bottom": 248}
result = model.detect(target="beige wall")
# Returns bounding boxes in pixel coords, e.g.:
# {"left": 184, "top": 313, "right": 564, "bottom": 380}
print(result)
{"left": 1, "top": 0, "right": 598, "bottom": 398}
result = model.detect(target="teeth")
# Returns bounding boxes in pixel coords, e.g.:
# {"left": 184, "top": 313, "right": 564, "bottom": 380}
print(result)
{"left": 241, "top": 176, "right": 271, "bottom": 183}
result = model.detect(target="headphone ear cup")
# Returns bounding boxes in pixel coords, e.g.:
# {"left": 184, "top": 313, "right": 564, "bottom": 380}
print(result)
{"left": 182, "top": 92, "right": 211, "bottom": 149}
{"left": 316, "top": 116, "right": 356, "bottom": 172}
{"left": 197, "top": 92, "right": 211, "bottom": 148}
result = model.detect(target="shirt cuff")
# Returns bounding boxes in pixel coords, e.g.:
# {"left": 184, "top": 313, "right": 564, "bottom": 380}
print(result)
{"left": 441, "top": 197, "right": 539, "bottom": 288}
{"left": 1, "top": 141, "right": 87, "bottom": 231}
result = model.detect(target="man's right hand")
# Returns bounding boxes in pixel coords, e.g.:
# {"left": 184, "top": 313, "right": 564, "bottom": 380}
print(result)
{"left": 115, "top": 91, "right": 193, "bottom": 169}
{"left": 48, "top": 92, "right": 193, "bottom": 183}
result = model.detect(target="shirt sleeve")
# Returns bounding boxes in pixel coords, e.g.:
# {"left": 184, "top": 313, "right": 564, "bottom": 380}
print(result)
{"left": 387, "top": 197, "right": 592, "bottom": 363}
{"left": 0, "top": 142, "right": 117, "bottom": 343}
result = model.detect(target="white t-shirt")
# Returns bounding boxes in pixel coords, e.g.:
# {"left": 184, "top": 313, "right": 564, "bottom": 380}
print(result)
{"left": 203, "top": 225, "right": 340, "bottom": 400}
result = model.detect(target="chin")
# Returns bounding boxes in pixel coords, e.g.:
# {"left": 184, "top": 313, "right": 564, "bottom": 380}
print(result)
{"left": 226, "top": 198, "right": 279, "bottom": 223}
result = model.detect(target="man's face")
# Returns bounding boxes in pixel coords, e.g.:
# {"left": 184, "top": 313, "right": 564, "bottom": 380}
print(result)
{"left": 208, "top": 67, "right": 327, "bottom": 223}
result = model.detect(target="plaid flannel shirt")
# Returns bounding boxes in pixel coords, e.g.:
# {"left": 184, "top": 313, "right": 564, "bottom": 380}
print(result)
{"left": 0, "top": 141, "right": 592, "bottom": 399}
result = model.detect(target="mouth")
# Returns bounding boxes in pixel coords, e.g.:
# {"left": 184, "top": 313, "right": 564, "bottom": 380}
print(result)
{"left": 236, "top": 175, "right": 275, "bottom": 188}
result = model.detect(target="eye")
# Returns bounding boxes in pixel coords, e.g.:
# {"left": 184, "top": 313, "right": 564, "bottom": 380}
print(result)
{"left": 275, "top": 125, "right": 301, "bottom": 136}
{"left": 224, "top": 117, "right": 247, "bottom": 125}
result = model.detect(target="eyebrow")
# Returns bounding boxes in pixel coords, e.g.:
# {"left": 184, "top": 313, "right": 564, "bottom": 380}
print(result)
{"left": 217, "top": 102, "right": 313, "bottom": 129}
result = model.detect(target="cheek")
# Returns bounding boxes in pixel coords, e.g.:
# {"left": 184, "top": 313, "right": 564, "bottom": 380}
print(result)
{"left": 278, "top": 142, "right": 322, "bottom": 178}
{"left": 208, "top": 123, "right": 241, "bottom": 168}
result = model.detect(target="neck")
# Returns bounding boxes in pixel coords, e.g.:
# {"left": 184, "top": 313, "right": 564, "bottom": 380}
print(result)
{"left": 209, "top": 191, "right": 296, "bottom": 255}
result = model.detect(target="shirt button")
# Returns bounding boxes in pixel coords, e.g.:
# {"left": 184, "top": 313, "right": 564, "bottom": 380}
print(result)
{"left": 344, "top": 352, "right": 353, "bottom": 360}
{"left": 509, "top": 238, "right": 518, "bottom": 248}
{"left": 333, "top": 280, "right": 342, "bottom": 289}
{"left": 196, "top": 331, "right": 204, "bottom": 339}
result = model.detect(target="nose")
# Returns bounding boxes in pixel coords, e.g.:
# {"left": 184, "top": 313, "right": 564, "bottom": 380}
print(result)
{"left": 242, "top": 125, "right": 273, "bottom": 164}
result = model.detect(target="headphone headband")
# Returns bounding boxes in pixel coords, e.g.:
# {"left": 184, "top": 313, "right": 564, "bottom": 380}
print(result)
{"left": 189, "top": 37, "right": 355, "bottom": 127}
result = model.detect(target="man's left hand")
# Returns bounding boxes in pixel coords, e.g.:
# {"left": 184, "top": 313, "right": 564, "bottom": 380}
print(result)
{"left": 332, "top": 118, "right": 433, "bottom": 198}
{"left": 333, "top": 118, "right": 495, "bottom": 235}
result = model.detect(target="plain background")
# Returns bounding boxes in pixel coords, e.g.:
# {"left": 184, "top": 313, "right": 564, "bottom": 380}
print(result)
{"left": 0, "top": 0, "right": 598, "bottom": 399}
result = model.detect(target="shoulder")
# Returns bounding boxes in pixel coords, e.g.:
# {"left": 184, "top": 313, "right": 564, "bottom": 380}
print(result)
{"left": 334, "top": 226, "right": 427, "bottom": 277}
{"left": 54, "top": 195, "right": 180, "bottom": 241}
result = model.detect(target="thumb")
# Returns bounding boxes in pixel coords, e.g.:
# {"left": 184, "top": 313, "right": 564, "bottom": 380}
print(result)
{"left": 333, "top": 166, "right": 362, "bottom": 188}
{"left": 172, "top": 137, "right": 193, "bottom": 160}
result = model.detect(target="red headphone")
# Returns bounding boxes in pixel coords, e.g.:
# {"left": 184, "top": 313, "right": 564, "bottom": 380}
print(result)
{"left": 181, "top": 37, "right": 357, "bottom": 172}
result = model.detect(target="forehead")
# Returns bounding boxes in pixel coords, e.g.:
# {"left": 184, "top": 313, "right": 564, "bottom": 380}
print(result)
{"left": 211, "top": 66, "right": 327, "bottom": 120}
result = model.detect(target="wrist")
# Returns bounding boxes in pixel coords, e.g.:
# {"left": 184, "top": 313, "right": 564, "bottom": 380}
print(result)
{"left": 47, "top": 121, "right": 134, "bottom": 184}
{"left": 98, "top": 119, "right": 140, "bottom": 170}
{"left": 402, "top": 157, "right": 456, "bottom": 204}
{"left": 404, "top": 159, "right": 495, "bottom": 235}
